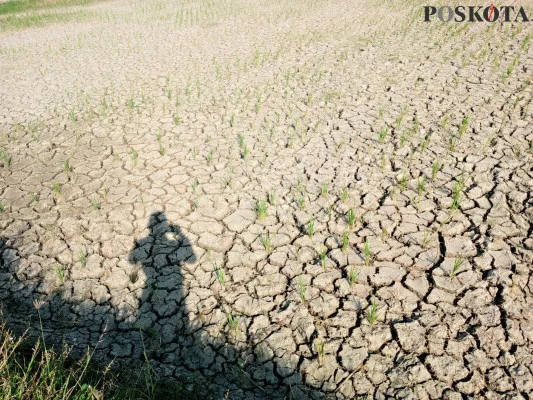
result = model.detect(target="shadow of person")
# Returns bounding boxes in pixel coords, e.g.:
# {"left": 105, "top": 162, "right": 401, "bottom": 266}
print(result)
{"left": 126, "top": 213, "right": 320, "bottom": 400}
{"left": 123, "top": 211, "right": 198, "bottom": 359}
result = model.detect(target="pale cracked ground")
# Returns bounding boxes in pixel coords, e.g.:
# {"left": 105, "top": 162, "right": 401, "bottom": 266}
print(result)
{"left": 1, "top": 0, "right": 533, "bottom": 399}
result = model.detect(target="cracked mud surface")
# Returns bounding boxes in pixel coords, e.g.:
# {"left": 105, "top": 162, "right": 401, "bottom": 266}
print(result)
{"left": 1, "top": 0, "right": 533, "bottom": 398}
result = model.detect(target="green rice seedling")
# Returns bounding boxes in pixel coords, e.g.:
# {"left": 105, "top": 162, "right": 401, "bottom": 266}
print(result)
{"left": 378, "top": 126, "right": 389, "bottom": 144}
{"left": 230, "top": 114, "right": 235, "bottom": 127}
{"left": 167, "top": 89, "right": 172, "bottom": 100}
{"left": 431, "top": 160, "right": 442, "bottom": 180}
{"left": 206, "top": 150, "right": 214, "bottom": 165}
{"left": 173, "top": 114, "right": 181, "bottom": 125}
{"left": 262, "top": 232, "right": 272, "bottom": 253}
{"left": 227, "top": 314, "right": 240, "bottom": 335}
{"left": 378, "top": 106, "right": 385, "bottom": 119}
{"left": 347, "top": 208, "right": 356, "bottom": 229}
{"left": 522, "top": 34, "right": 531, "bottom": 51}
{"left": 224, "top": 175, "right": 233, "bottom": 190}
{"left": 395, "top": 113, "right": 405, "bottom": 130}
{"left": 69, "top": 110, "right": 76, "bottom": 122}
{"left": 420, "top": 134, "right": 432, "bottom": 152}
{"left": 307, "top": 219, "right": 315, "bottom": 239}
{"left": 215, "top": 263, "right": 226, "bottom": 289}
{"left": 238, "top": 133, "right": 245, "bottom": 148}
{"left": 340, "top": 187, "right": 349, "bottom": 203}
{"left": 422, "top": 231, "right": 432, "bottom": 249}
{"left": 442, "top": 114, "right": 449, "bottom": 130}
{"left": 318, "top": 247, "right": 327, "bottom": 271}
{"left": 0, "top": 202, "right": 4, "bottom": 213}
{"left": 297, "top": 178, "right": 305, "bottom": 193}
{"left": 363, "top": 238, "right": 371, "bottom": 266}
{"left": 502, "top": 56, "right": 519, "bottom": 81}
{"left": 191, "top": 179, "right": 198, "bottom": 195}
{"left": 131, "top": 148, "right": 138, "bottom": 167}
{"left": 341, "top": 232, "right": 349, "bottom": 252}
{"left": 30, "top": 192, "right": 38, "bottom": 203}
{"left": 417, "top": 177, "right": 426, "bottom": 197}
{"left": 77, "top": 249, "right": 87, "bottom": 267}
{"left": 380, "top": 154, "right": 387, "bottom": 170}
{"left": 256, "top": 199, "right": 267, "bottom": 220}
{"left": 381, "top": 227, "right": 389, "bottom": 242}
{"left": 52, "top": 183, "right": 61, "bottom": 196}
{"left": 242, "top": 145, "right": 249, "bottom": 160}
{"left": 399, "top": 174, "right": 408, "bottom": 191}
{"left": 62, "top": 159, "right": 71, "bottom": 175}
{"left": 367, "top": 299, "right": 379, "bottom": 325}
{"left": 196, "top": 79, "right": 201, "bottom": 97}
{"left": 55, "top": 265, "right": 66, "bottom": 284}
{"left": 458, "top": 115, "right": 469, "bottom": 137}
{"left": 512, "top": 144, "right": 521, "bottom": 158}
{"left": 297, "top": 195, "right": 306, "bottom": 210}
{"left": 450, "top": 173, "right": 465, "bottom": 211}
{"left": 126, "top": 96, "right": 135, "bottom": 109}
{"left": 0, "top": 151, "right": 11, "bottom": 168}
{"left": 90, "top": 196, "right": 101, "bottom": 210}
{"left": 347, "top": 266, "right": 359, "bottom": 286}
{"left": 450, "top": 255, "right": 464, "bottom": 279}
{"left": 267, "top": 190, "right": 276, "bottom": 205}
{"left": 321, "top": 182, "right": 328, "bottom": 198}
{"left": 316, "top": 340, "right": 325, "bottom": 366}
{"left": 297, "top": 277, "right": 307, "bottom": 302}
{"left": 399, "top": 133, "right": 406, "bottom": 148}
{"left": 448, "top": 135, "right": 457, "bottom": 151}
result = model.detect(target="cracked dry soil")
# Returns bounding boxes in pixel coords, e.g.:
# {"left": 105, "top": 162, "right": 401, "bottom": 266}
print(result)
{"left": 1, "top": 0, "right": 533, "bottom": 399}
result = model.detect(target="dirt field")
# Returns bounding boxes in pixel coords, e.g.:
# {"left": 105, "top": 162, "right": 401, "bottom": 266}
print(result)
{"left": 1, "top": 0, "right": 532, "bottom": 398}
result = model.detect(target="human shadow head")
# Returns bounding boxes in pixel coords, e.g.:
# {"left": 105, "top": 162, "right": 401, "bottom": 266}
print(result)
{"left": 128, "top": 211, "right": 197, "bottom": 269}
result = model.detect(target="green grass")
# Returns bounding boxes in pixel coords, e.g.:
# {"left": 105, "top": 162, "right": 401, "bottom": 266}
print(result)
{"left": 226, "top": 314, "right": 240, "bottom": 335}
{"left": 363, "top": 238, "right": 371, "bottom": 266}
{"left": 367, "top": 299, "right": 379, "bottom": 325}
{"left": 320, "top": 182, "right": 328, "bottom": 198}
{"left": 347, "top": 208, "right": 356, "bottom": 229}
{"left": 90, "top": 196, "right": 101, "bottom": 210}
{"left": 256, "top": 199, "right": 267, "bottom": 220}
{"left": 77, "top": 249, "right": 88, "bottom": 267}
{"left": 261, "top": 232, "right": 272, "bottom": 253}
{"left": 0, "top": 7, "right": 96, "bottom": 31}
{"left": 377, "top": 126, "right": 389, "bottom": 144}
{"left": 215, "top": 263, "right": 226, "bottom": 289}
{"left": 341, "top": 232, "right": 349, "bottom": 252}
{"left": 347, "top": 266, "right": 358, "bottom": 286}
{"left": 297, "top": 195, "right": 305, "bottom": 210}
{"left": 450, "top": 256, "right": 464, "bottom": 279}
{"left": 315, "top": 341, "right": 325, "bottom": 366}
{"left": 0, "top": 0, "right": 92, "bottom": 15}
{"left": 0, "top": 318, "right": 198, "bottom": 399}
{"left": 307, "top": 219, "right": 315, "bottom": 239}
{"left": 297, "top": 277, "right": 307, "bottom": 302}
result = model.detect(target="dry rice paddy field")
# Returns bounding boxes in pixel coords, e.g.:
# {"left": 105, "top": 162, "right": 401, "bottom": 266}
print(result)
{"left": 1, "top": 0, "right": 533, "bottom": 398}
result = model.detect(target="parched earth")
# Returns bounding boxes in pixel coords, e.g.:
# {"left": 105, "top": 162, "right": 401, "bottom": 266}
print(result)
{"left": 1, "top": 0, "right": 533, "bottom": 398}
